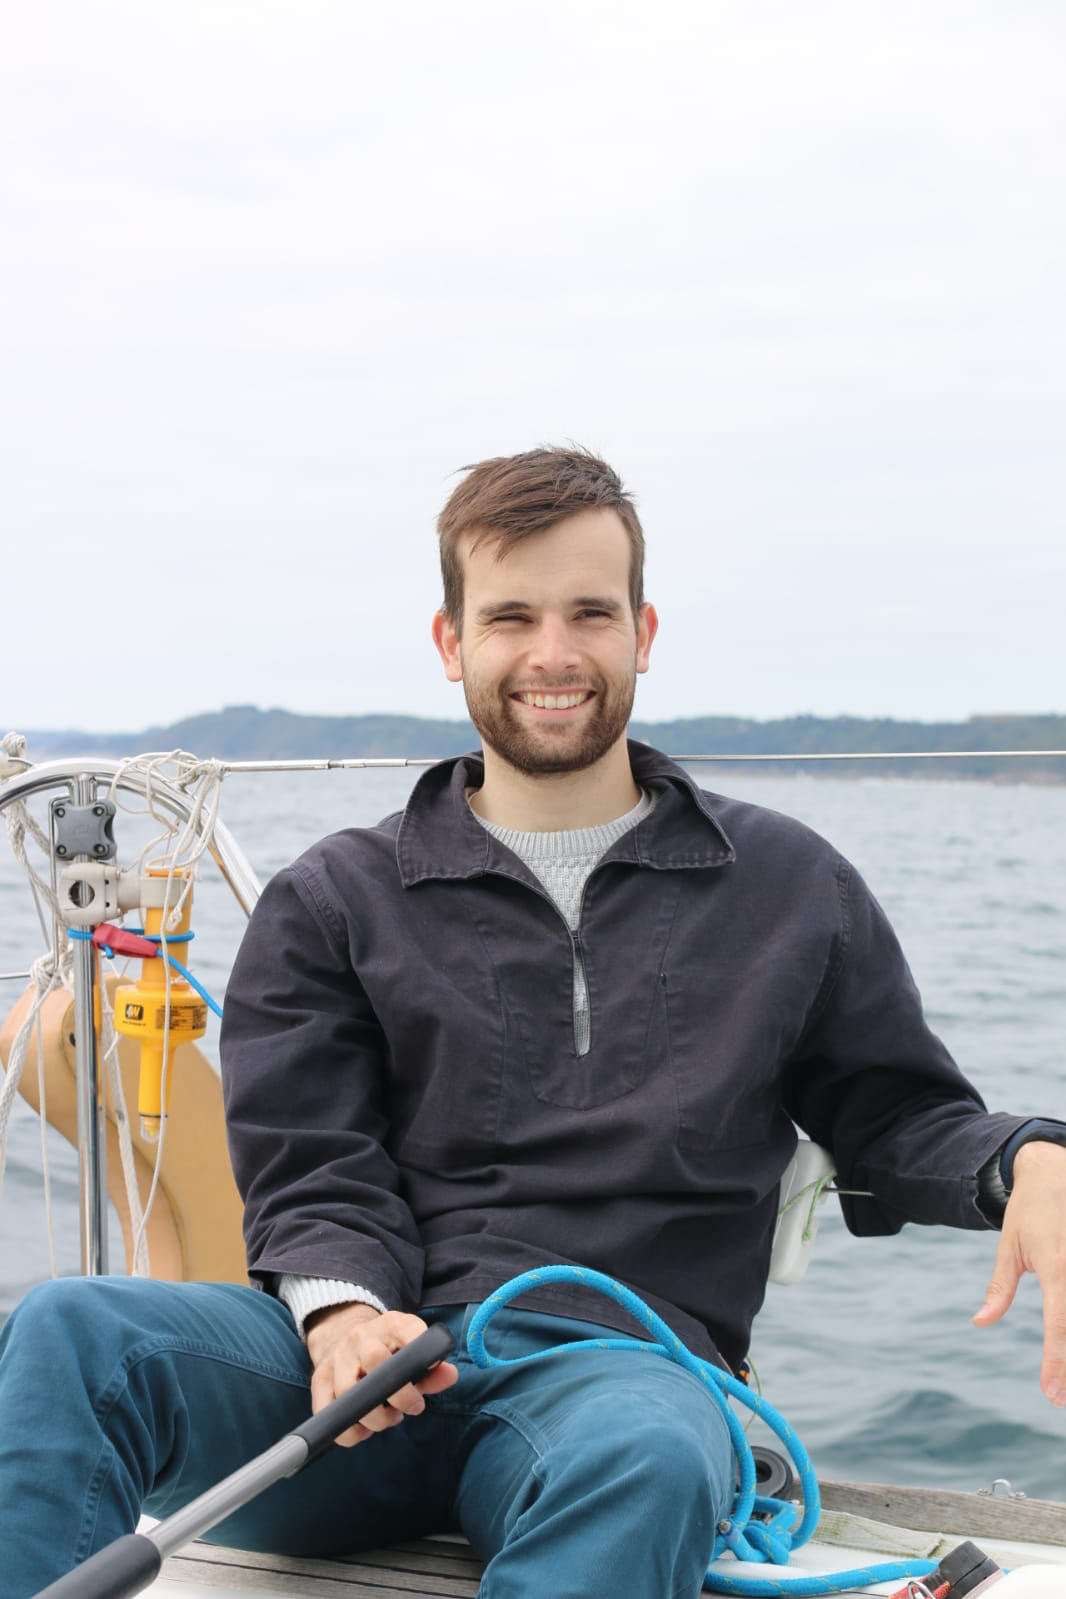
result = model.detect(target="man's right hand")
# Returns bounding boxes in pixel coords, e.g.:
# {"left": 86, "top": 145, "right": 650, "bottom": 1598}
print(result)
{"left": 305, "top": 1303, "right": 460, "bottom": 1446}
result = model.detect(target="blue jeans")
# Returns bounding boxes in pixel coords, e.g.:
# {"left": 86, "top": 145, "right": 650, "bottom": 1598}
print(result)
{"left": 0, "top": 1276, "right": 733, "bottom": 1598}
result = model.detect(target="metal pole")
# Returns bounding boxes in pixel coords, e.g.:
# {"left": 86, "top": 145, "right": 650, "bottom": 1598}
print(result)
{"left": 70, "top": 774, "right": 108, "bottom": 1276}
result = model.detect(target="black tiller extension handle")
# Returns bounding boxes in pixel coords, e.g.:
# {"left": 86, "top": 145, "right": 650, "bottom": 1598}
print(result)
{"left": 292, "top": 1319, "right": 455, "bottom": 1461}
{"left": 32, "top": 1321, "right": 456, "bottom": 1599}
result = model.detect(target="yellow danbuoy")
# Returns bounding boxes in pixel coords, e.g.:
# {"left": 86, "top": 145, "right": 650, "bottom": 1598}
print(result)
{"left": 112, "top": 872, "right": 208, "bottom": 1141}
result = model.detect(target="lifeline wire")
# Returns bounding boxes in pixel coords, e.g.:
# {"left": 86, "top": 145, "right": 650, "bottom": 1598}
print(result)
{"left": 467, "top": 1266, "right": 939, "bottom": 1597}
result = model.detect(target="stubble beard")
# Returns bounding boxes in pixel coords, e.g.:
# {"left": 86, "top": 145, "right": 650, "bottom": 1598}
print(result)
{"left": 463, "top": 671, "right": 637, "bottom": 777}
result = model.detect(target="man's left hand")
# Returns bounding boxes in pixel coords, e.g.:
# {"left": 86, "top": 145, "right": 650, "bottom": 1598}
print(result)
{"left": 973, "top": 1140, "right": 1066, "bottom": 1406}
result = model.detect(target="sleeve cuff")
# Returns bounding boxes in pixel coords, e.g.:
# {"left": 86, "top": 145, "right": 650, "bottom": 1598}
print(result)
{"left": 976, "top": 1118, "right": 1066, "bottom": 1225}
{"left": 975, "top": 1152, "right": 1009, "bottom": 1225}
{"left": 999, "top": 1119, "right": 1066, "bottom": 1191}
{"left": 275, "top": 1274, "right": 388, "bottom": 1341}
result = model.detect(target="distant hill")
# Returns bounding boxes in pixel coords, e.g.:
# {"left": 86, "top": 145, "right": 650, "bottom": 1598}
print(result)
{"left": 12, "top": 705, "right": 1066, "bottom": 781}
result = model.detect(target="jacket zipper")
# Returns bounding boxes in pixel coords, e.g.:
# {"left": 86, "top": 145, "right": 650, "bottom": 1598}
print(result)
{"left": 491, "top": 868, "right": 597, "bottom": 1058}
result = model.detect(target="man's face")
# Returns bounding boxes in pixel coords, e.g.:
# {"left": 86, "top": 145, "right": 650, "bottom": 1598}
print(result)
{"left": 433, "top": 508, "right": 657, "bottom": 777}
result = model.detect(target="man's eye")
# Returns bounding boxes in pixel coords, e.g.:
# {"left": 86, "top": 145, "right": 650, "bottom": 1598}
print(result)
{"left": 577, "top": 608, "right": 610, "bottom": 620}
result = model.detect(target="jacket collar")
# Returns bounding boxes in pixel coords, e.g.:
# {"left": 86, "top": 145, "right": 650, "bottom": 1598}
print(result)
{"left": 396, "top": 741, "right": 736, "bottom": 887}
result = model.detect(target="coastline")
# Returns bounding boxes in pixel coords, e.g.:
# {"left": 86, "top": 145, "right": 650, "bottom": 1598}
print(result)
{"left": 10, "top": 707, "right": 1066, "bottom": 783}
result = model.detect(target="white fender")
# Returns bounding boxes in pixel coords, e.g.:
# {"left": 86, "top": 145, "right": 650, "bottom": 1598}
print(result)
{"left": 769, "top": 1138, "right": 835, "bottom": 1285}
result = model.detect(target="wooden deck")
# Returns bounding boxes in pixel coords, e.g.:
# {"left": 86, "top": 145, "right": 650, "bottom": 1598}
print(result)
{"left": 151, "top": 1481, "right": 1066, "bottom": 1595}
{"left": 161, "top": 1537, "right": 484, "bottom": 1596}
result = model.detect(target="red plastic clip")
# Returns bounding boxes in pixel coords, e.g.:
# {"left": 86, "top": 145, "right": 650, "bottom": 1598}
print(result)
{"left": 92, "top": 924, "right": 159, "bottom": 960}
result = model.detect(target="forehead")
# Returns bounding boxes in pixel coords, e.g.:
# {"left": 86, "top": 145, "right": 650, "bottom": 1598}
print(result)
{"left": 461, "top": 508, "right": 632, "bottom": 601}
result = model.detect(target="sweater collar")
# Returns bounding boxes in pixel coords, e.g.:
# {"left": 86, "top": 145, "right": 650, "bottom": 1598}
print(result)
{"left": 396, "top": 741, "right": 736, "bottom": 887}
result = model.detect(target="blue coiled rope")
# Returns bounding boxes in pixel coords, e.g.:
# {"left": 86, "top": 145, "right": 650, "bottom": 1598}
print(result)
{"left": 467, "top": 1266, "right": 939, "bottom": 1596}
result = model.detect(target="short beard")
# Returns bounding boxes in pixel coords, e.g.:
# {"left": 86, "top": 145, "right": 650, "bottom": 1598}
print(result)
{"left": 464, "top": 673, "right": 636, "bottom": 777}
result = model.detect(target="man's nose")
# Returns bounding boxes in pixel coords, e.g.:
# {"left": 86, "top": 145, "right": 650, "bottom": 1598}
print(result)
{"left": 527, "top": 616, "right": 581, "bottom": 673}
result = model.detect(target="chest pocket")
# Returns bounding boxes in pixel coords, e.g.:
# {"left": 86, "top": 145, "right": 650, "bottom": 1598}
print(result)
{"left": 469, "top": 872, "right": 684, "bottom": 1112}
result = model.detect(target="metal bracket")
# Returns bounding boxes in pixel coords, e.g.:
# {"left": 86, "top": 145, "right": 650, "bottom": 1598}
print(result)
{"left": 57, "top": 865, "right": 180, "bottom": 928}
{"left": 51, "top": 797, "right": 117, "bottom": 861}
{"left": 58, "top": 863, "right": 124, "bottom": 926}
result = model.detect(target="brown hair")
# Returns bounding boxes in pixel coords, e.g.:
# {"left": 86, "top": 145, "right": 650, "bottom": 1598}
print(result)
{"left": 437, "top": 446, "right": 645, "bottom": 625}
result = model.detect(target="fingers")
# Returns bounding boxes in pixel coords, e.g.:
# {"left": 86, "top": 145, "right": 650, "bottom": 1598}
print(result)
{"left": 972, "top": 1234, "right": 1021, "bottom": 1328}
{"left": 972, "top": 1140, "right": 1066, "bottom": 1405}
{"left": 1039, "top": 1283, "right": 1066, "bottom": 1407}
{"left": 309, "top": 1310, "right": 459, "bottom": 1447}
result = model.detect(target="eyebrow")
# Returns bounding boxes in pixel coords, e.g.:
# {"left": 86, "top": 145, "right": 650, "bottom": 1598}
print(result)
{"left": 475, "top": 596, "right": 625, "bottom": 623}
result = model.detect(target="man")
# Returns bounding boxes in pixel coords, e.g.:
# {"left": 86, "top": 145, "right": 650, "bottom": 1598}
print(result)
{"left": 1, "top": 446, "right": 1064, "bottom": 1599}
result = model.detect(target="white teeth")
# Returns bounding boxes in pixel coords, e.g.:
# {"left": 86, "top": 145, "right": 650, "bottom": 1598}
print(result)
{"left": 518, "top": 692, "right": 589, "bottom": 709}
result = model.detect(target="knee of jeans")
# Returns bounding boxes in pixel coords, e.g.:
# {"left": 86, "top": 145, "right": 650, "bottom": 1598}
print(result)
{"left": 5, "top": 1276, "right": 124, "bottom": 1366}
{"left": 606, "top": 1407, "right": 732, "bottom": 1524}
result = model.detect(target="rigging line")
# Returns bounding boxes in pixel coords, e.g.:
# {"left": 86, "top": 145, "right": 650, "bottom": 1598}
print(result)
{"left": 671, "top": 749, "right": 1066, "bottom": 762}
{"left": 35, "top": 1002, "right": 58, "bottom": 1281}
{"left": 205, "top": 748, "right": 1066, "bottom": 774}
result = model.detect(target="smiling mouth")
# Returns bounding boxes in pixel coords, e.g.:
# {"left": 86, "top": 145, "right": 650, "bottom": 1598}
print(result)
{"left": 511, "top": 690, "right": 596, "bottom": 710}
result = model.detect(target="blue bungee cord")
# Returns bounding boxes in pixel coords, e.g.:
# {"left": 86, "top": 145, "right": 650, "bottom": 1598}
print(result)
{"left": 467, "top": 1266, "right": 938, "bottom": 1597}
{"left": 69, "top": 926, "right": 223, "bottom": 1018}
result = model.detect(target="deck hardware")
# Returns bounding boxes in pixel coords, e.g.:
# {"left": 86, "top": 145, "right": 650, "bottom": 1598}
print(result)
{"left": 58, "top": 863, "right": 124, "bottom": 925}
{"left": 50, "top": 797, "right": 117, "bottom": 861}
{"left": 748, "top": 1444, "right": 795, "bottom": 1502}
{"left": 56, "top": 865, "right": 176, "bottom": 928}
{"left": 978, "top": 1478, "right": 1026, "bottom": 1499}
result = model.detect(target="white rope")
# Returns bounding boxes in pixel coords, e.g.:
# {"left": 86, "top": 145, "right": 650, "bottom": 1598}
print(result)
{"left": 104, "top": 753, "right": 226, "bottom": 1271}
{"left": 103, "top": 754, "right": 226, "bottom": 1269}
{"left": 0, "top": 947, "right": 71, "bottom": 1215}
{"left": 130, "top": 955, "right": 172, "bottom": 1275}
{"left": 2, "top": 748, "right": 229, "bottom": 1274}
{"left": 128, "top": 848, "right": 189, "bottom": 1273}
{"left": 98, "top": 971, "right": 151, "bottom": 1276}
{"left": 0, "top": 747, "right": 213, "bottom": 1273}
{"left": 1, "top": 739, "right": 72, "bottom": 1255}
{"left": 0, "top": 730, "right": 31, "bottom": 781}
{"left": 34, "top": 1002, "right": 58, "bottom": 1279}
{"left": 4, "top": 789, "right": 65, "bottom": 932}
{"left": 107, "top": 751, "right": 225, "bottom": 931}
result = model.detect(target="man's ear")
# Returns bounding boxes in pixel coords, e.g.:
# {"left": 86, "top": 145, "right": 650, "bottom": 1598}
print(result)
{"left": 431, "top": 610, "right": 464, "bottom": 683}
{"left": 635, "top": 603, "right": 658, "bottom": 674}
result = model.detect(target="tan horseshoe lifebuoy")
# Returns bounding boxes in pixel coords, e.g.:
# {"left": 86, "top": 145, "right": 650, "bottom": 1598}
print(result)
{"left": 0, "top": 976, "right": 247, "bottom": 1284}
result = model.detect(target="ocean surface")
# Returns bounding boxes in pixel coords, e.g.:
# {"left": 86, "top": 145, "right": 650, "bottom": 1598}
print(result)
{"left": 1, "top": 764, "right": 1064, "bottom": 1500}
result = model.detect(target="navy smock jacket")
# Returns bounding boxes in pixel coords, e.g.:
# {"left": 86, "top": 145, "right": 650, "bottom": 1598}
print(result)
{"left": 220, "top": 744, "right": 1027, "bottom": 1371}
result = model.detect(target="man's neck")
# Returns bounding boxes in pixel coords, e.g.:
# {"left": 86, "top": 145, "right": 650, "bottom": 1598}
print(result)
{"left": 469, "top": 740, "right": 641, "bottom": 831}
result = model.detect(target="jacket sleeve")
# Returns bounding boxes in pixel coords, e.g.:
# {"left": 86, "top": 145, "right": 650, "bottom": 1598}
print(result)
{"left": 782, "top": 857, "right": 1031, "bottom": 1236}
{"left": 220, "top": 862, "right": 424, "bottom": 1310}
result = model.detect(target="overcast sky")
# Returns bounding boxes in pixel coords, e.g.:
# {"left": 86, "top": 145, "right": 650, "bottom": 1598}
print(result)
{"left": 2, "top": 1, "right": 1063, "bottom": 735}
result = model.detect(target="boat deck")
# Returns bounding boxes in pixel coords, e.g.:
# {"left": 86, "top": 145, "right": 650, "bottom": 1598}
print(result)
{"left": 148, "top": 1482, "right": 1066, "bottom": 1598}
{"left": 159, "top": 1537, "right": 483, "bottom": 1597}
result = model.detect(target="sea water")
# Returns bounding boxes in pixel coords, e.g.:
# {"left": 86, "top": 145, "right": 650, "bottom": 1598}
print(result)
{"left": 0, "top": 767, "right": 1063, "bottom": 1499}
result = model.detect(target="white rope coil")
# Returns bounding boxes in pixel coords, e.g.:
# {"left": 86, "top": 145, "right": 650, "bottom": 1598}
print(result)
{"left": 0, "top": 731, "right": 30, "bottom": 781}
